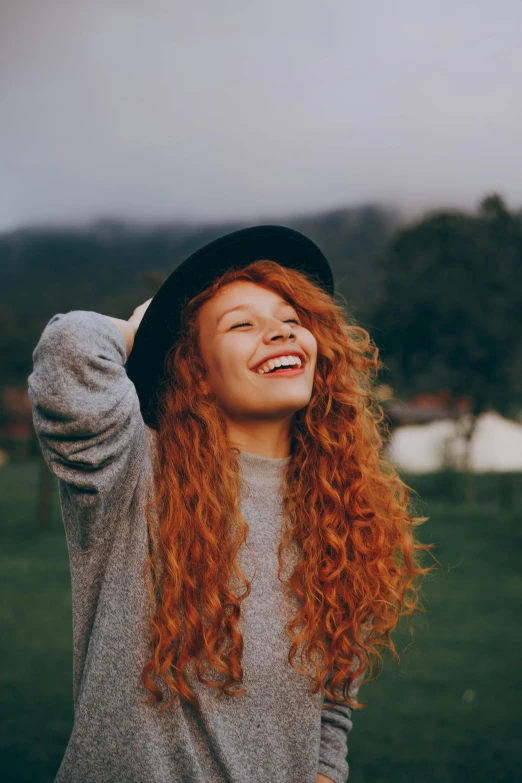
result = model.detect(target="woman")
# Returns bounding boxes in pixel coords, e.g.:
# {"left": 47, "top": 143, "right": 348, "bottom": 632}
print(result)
{"left": 28, "top": 226, "right": 432, "bottom": 783}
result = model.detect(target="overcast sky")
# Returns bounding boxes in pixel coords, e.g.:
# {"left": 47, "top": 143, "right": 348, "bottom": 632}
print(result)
{"left": 1, "top": 0, "right": 521, "bottom": 232}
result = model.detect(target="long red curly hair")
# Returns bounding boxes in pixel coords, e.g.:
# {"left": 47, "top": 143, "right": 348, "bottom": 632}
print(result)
{"left": 140, "top": 259, "right": 435, "bottom": 713}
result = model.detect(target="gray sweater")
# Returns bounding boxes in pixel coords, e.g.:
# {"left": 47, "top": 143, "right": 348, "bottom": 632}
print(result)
{"left": 27, "top": 310, "right": 366, "bottom": 783}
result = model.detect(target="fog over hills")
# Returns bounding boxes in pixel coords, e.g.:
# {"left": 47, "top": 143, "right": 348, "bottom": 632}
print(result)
{"left": 0, "top": 203, "right": 398, "bottom": 383}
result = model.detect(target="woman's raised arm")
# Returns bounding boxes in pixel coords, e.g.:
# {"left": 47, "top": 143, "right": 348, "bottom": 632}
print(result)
{"left": 27, "top": 303, "right": 151, "bottom": 552}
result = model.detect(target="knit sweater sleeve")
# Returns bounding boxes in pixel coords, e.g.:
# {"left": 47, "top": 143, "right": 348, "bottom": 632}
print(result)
{"left": 318, "top": 617, "right": 373, "bottom": 783}
{"left": 27, "top": 310, "right": 147, "bottom": 551}
{"left": 317, "top": 665, "right": 366, "bottom": 783}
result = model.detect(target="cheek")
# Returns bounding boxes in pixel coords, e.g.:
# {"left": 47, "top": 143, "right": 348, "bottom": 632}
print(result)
{"left": 212, "top": 357, "right": 244, "bottom": 386}
{"left": 303, "top": 333, "right": 318, "bottom": 362}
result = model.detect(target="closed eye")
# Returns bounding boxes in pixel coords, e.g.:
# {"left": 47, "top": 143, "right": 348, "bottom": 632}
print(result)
{"left": 231, "top": 318, "right": 300, "bottom": 329}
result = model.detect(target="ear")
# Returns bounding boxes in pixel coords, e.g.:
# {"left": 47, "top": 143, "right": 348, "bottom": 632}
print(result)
{"left": 200, "top": 376, "right": 212, "bottom": 397}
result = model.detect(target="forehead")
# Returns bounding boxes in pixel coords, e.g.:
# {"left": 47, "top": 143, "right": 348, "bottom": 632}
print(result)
{"left": 205, "top": 280, "right": 292, "bottom": 314}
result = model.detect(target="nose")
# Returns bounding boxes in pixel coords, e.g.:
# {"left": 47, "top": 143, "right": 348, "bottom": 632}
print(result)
{"left": 264, "top": 319, "right": 297, "bottom": 344}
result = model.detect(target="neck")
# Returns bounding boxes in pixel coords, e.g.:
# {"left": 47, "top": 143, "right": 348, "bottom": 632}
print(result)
{"left": 225, "top": 417, "right": 292, "bottom": 458}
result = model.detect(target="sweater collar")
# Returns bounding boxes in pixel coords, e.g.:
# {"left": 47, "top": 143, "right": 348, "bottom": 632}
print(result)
{"left": 237, "top": 449, "right": 290, "bottom": 488}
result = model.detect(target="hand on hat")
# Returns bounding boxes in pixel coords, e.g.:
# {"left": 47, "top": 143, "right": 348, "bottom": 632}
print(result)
{"left": 127, "top": 298, "right": 153, "bottom": 334}
{"left": 105, "top": 298, "right": 153, "bottom": 358}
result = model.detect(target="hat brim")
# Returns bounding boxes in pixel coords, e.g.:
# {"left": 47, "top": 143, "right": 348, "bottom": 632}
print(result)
{"left": 125, "top": 224, "right": 334, "bottom": 428}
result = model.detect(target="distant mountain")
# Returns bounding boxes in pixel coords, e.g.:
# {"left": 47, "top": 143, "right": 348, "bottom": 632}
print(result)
{"left": 0, "top": 203, "right": 399, "bottom": 384}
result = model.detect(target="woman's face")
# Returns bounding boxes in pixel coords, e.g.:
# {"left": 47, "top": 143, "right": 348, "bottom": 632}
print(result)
{"left": 197, "top": 280, "right": 317, "bottom": 423}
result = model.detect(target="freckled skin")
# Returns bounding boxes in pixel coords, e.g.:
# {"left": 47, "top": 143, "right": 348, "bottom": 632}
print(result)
{"left": 197, "top": 281, "right": 317, "bottom": 457}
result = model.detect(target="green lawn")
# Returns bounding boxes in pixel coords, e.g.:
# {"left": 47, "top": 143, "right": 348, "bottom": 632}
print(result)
{"left": 1, "top": 460, "right": 521, "bottom": 783}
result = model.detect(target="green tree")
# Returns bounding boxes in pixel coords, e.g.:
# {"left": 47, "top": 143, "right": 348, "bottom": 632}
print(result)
{"left": 372, "top": 193, "right": 522, "bottom": 502}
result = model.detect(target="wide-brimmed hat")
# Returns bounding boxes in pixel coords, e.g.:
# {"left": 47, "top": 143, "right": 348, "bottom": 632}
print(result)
{"left": 125, "top": 224, "right": 334, "bottom": 429}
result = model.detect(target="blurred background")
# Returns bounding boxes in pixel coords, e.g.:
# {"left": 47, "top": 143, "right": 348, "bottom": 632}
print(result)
{"left": 1, "top": 1, "right": 521, "bottom": 781}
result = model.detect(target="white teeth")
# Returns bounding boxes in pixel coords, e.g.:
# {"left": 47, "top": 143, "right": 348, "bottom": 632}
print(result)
{"left": 256, "top": 354, "right": 303, "bottom": 374}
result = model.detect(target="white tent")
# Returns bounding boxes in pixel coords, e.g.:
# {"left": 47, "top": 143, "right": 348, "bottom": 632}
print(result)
{"left": 386, "top": 411, "right": 522, "bottom": 473}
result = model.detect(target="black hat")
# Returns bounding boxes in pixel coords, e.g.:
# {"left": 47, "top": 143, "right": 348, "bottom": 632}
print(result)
{"left": 125, "top": 224, "right": 334, "bottom": 429}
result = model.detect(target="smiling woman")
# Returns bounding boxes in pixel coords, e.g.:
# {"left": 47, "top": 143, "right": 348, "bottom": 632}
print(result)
{"left": 195, "top": 280, "right": 318, "bottom": 457}
{"left": 28, "top": 225, "right": 434, "bottom": 783}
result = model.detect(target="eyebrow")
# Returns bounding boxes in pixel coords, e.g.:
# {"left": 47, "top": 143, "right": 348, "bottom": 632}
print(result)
{"left": 216, "top": 301, "right": 293, "bottom": 327}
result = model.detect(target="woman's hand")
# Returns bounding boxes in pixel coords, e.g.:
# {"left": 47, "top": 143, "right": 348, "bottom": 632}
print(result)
{"left": 106, "top": 298, "right": 153, "bottom": 358}
{"left": 316, "top": 774, "right": 336, "bottom": 783}
{"left": 127, "top": 298, "right": 153, "bottom": 333}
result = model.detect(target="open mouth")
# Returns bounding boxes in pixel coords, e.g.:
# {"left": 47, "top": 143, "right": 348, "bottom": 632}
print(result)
{"left": 251, "top": 353, "right": 307, "bottom": 375}
{"left": 251, "top": 365, "right": 305, "bottom": 377}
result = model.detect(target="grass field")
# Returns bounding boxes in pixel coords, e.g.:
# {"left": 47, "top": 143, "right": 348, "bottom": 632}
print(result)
{"left": 1, "top": 460, "right": 521, "bottom": 783}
